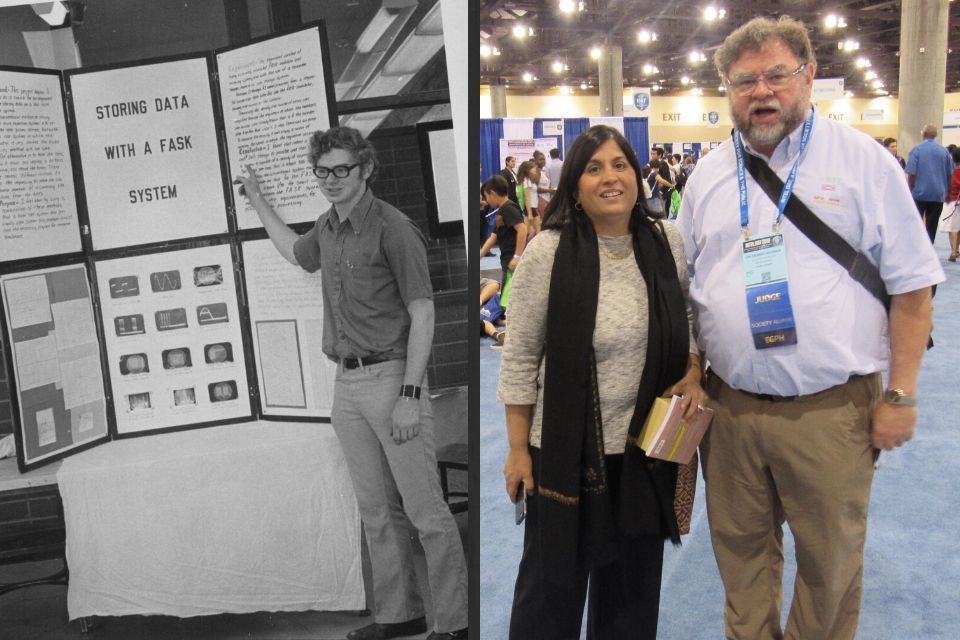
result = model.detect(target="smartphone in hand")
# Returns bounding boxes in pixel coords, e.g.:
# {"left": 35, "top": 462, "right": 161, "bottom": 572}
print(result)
{"left": 515, "top": 484, "right": 527, "bottom": 525}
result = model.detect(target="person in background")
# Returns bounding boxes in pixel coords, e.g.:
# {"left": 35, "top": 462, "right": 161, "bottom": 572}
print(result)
{"left": 500, "top": 155, "right": 519, "bottom": 203}
{"left": 945, "top": 146, "right": 960, "bottom": 261}
{"left": 547, "top": 148, "right": 565, "bottom": 195}
{"left": 234, "top": 126, "right": 468, "bottom": 640}
{"left": 883, "top": 137, "right": 906, "bottom": 169}
{"left": 535, "top": 150, "right": 552, "bottom": 215}
{"left": 677, "top": 17, "right": 943, "bottom": 640}
{"left": 906, "top": 124, "right": 954, "bottom": 245}
{"left": 480, "top": 175, "right": 528, "bottom": 284}
{"left": 499, "top": 124, "right": 705, "bottom": 639}
{"left": 516, "top": 159, "right": 541, "bottom": 236}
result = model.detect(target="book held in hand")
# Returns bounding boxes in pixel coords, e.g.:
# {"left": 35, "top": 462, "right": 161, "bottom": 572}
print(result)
{"left": 638, "top": 395, "right": 713, "bottom": 464}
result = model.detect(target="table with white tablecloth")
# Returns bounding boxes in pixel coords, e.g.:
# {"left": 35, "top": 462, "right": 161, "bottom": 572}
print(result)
{"left": 57, "top": 420, "right": 364, "bottom": 620}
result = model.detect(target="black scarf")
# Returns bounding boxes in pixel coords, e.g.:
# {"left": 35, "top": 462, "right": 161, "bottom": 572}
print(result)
{"left": 537, "top": 213, "right": 689, "bottom": 585}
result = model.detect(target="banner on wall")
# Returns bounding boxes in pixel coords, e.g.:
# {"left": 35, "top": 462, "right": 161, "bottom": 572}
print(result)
{"left": 623, "top": 87, "right": 652, "bottom": 117}
{"left": 541, "top": 120, "right": 563, "bottom": 135}
{"left": 498, "top": 138, "right": 556, "bottom": 169}
{"left": 813, "top": 78, "right": 845, "bottom": 101}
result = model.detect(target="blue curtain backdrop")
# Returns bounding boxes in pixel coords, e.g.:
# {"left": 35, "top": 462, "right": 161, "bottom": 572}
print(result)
{"left": 480, "top": 118, "right": 504, "bottom": 182}
{"left": 562, "top": 118, "right": 590, "bottom": 156}
{"left": 624, "top": 117, "right": 651, "bottom": 165}
{"left": 533, "top": 118, "right": 563, "bottom": 157}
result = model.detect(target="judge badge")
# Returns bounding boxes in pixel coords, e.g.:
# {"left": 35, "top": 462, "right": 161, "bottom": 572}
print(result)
{"left": 742, "top": 233, "right": 797, "bottom": 349}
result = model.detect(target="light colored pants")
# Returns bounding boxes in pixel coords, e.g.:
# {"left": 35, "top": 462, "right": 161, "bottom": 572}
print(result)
{"left": 701, "top": 373, "right": 880, "bottom": 640}
{"left": 332, "top": 359, "right": 468, "bottom": 632}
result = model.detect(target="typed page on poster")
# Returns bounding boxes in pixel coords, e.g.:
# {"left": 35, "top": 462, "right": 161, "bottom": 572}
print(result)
{"left": 94, "top": 244, "right": 251, "bottom": 434}
{"left": 68, "top": 57, "right": 229, "bottom": 251}
{"left": 217, "top": 27, "right": 332, "bottom": 229}
{"left": 0, "top": 70, "right": 81, "bottom": 262}
{"left": 241, "top": 238, "right": 333, "bottom": 418}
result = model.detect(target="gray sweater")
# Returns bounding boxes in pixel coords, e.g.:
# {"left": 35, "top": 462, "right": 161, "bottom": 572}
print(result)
{"left": 497, "top": 224, "right": 696, "bottom": 454}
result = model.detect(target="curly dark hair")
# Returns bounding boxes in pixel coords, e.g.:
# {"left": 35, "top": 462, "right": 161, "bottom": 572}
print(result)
{"left": 307, "top": 126, "right": 379, "bottom": 183}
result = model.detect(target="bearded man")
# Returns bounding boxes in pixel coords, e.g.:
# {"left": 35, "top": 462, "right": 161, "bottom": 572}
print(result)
{"left": 676, "top": 16, "right": 943, "bottom": 640}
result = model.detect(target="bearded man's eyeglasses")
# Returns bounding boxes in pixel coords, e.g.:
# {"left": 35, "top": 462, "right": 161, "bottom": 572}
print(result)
{"left": 726, "top": 62, "right": 808, "bottom": 97}
{"left": 313, "top": 163, "right": 361, "bottom": 179}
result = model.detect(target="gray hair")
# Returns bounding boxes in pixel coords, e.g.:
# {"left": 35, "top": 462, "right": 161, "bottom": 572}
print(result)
{"left": 714, "top": 16, "right": 816, "bottom": 81}
{"left": 922, "top": 124, "right": 938, "bottom": 139}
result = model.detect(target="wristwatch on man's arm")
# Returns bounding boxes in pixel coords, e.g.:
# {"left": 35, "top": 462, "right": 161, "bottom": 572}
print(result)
{"left": 883, "top": 388, "right": 917, "bottom": 407}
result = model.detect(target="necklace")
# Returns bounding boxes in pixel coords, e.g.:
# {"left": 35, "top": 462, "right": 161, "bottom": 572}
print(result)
{"left": 598, "top": 236, "right": 632, "bottom": 260}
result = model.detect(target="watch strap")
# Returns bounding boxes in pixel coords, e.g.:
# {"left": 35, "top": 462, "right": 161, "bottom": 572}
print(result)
{"left": 399, "top": 385, "right": 422, "bottom": 399}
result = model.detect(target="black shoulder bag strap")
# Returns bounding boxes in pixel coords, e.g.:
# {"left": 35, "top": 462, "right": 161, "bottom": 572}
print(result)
{"left": 741, "top": 152, "right": 891, "bottom": 313}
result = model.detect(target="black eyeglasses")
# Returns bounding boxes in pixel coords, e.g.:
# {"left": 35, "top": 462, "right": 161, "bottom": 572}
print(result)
{"left": 313, "top": 163, "right": 361, "bottom": 179}
{"left": 726, "top": 62, "right": 808, "bottom": 96}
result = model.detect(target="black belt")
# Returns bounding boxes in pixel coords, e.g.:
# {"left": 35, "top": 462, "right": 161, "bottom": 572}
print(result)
{"left": 710, "top": 368, "right": 867, "bottom": 403}
{"left": 340, "top": 354, "right": 393, "bottom": 369}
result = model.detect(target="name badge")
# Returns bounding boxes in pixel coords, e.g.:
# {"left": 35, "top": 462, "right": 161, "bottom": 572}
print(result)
{"left": 742, "top": 234, "right": 797, "bottom": 349}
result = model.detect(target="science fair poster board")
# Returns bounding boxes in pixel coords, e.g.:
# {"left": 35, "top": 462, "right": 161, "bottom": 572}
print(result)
{"left": 240, "top": 239, "right": 334, "bottom": 419}
{"left": 0, "top": 68, "right": 82, "bottom": 263}
{"left": 0, "top": 24, "right": 338, "bottom": 471}
{"left": 417, "top": 120, "right": 462, "bottom": 239}
{"left": 217, "top": 24, "right": 337, "bottom": 230}
{"left": 0, "top": 263, "right": 110, "bottom": 471}
{"left": 93, "top": 244, "right": 251, "bottom": 436}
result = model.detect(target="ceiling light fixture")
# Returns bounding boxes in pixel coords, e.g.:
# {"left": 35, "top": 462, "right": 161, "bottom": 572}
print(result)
{"left": 855, "top": 57, "right": 871, "bottom": 68}
{"left": 681, "top": 76, "right": 691, "bottom": 85}
{"left": 865, "top": 70, "right": 877, "bottom": 80}
{"left": 522, "top": 71, "right": 533, "bottom": 82}
{"left": 638, "top": 29, "right": 657, "bottom": 43}
{"left": 703, "top": 6, "right": 726, "bottom": 22}
{"left": 552, "top": 60, "right": 563, "bottom": 73}
{"left": 513, "top": 24, "right": 526, "bottom": 38}
{"left": 480, "top": 44, "right": 491, "bottom": 57}
{"left": 580, "top": 82, "right": 588, "bottom": 90}
{"left": 590, "top": 47, "right": 602, "bottom": 60}
{"left": 839, "top": 39, "right": 860, "bottom": 52}
{"left": 689, "top": 51, "right": 707, "bottom": 63}
{"left": 559, "top": 0, "right": 575, "bottom": 12}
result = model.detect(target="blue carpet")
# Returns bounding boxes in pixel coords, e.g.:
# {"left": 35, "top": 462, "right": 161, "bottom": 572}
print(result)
{"left": 479, "top": 235, "right": 960, "bottom": 639}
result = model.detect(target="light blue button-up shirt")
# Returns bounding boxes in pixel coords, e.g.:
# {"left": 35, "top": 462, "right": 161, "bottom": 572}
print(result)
{"left": 677, "top": 109, "right": 944, "bottom": 396}
{"left": 905, "top": 138, "right": 954, "bottom": 202}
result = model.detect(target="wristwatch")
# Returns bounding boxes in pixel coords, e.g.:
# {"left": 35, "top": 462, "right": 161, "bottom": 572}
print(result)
{"left": 883, "top": 388, "right": 917, "bottom": 407}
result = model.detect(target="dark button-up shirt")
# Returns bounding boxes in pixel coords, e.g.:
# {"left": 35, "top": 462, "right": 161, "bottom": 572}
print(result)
{"left": 293, "top": 188, "right": 433, "bottom": 360}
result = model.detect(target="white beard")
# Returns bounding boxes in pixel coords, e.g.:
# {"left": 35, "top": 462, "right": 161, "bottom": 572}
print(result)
{"left": 732, "top": 98, "right": 809, "bottom": 150}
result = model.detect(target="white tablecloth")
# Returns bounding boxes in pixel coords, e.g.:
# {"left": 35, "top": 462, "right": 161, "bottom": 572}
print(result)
{"left": 57, "top": 421, "right": 364, "bottom": 620}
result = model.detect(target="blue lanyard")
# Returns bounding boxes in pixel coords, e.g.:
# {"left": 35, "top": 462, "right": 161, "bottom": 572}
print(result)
{"left": 733, "top": 108, "right": 815, "bottom": 237}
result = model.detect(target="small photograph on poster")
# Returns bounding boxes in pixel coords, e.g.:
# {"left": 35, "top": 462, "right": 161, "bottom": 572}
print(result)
{"left": 0, "top": 263, "right": 109, "bottom": 469}
{"left": 193, "top": 265, "right": 223, "bottom": 287}
{"left": 150, "top": 270, "right": 182, "bottom": 292}
{"left": 197, "top": 303, "right": 229, "bottom": 325}
{"left": 155, "top": 308, "right": 188, "bottom": 331}
{"left": 95, "top": 243, "right": 250, "bottom": 435}
{"left": 204, "top": 342, "right": 233, "bottom": 364}
{"left": 173, "top": 387, "right": 197, "bottom": 407}
{"left": 162, "top": 347, "right": 192, "bottom": 370}
{"left": 115, "top": 314, "right": 146, "bottom": 336}
{"left": 120, "top": 353, "right": 149, "bottom": 375}
{"left": 109, "top": 276, "right": 140, "bottom": 298}
{"left": 127, "top": 392, "right": 152, "bottom": 412}
{"left": 209, "top": 380, "right": 238, "bottom": 402}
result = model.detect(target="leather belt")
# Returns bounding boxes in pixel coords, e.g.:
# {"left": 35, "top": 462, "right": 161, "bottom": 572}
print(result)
{"left": 340, "top": 354, "right": 393, "bottom": 369}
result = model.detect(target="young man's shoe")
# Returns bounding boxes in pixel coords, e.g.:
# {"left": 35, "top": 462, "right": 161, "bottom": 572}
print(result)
{"left": 346, "top": 617, "right": 427, "bottom": 640}
{"left": 426, "top": 629, "right": 468, "bottom": 640}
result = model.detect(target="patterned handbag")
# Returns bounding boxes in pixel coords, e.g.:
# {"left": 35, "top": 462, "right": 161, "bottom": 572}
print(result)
{"left": 674, "top": 451, "right": 698, "bottom": 535}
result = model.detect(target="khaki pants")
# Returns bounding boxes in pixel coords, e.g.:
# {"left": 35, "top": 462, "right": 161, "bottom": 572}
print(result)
{"left": 701, "top": 373, "right": 881, "bottom": 640}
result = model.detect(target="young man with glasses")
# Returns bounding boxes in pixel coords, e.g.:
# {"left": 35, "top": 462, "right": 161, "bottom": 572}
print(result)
{"left": 676, "top": 16, "right": 942, "bottom": 640}
{"left": 234, "top": 126, "right": 468, "bottom": 640}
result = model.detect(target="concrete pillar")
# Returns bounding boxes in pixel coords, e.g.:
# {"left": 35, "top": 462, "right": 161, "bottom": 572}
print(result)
{"left": 598, "top": 45, "right": 623, "bottom": 116}
{"left": 491, "top": 84, "right": 508, "bottom": 118}
{"left": 897, "top": 0, "right": 950, "bottom": 154}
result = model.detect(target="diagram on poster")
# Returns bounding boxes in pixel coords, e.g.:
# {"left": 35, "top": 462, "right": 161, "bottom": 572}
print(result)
{"left": 0, "top": 264, "right": 109, "bottom": 467}
{"left": 68, "top": 57, "right": 229, "bottom": 251}
{"left": 218, "top": 26, "right": 334, "bottom": 229}
{"left": 95, "top": 244, "right": 251, "bottom": 434}
{"left": 0, "top": 69, "right": 81, "bottom": 262}
{"left": 241, "top": 238, "right": 334, "bottom": 417}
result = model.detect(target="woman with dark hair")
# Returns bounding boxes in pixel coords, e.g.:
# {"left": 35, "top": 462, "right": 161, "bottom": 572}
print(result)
{"left": 516, "top": 159, "right": 541, "bottom": 236}
{"left": 497, "top": 125, "right": 706, "bottom": 639}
